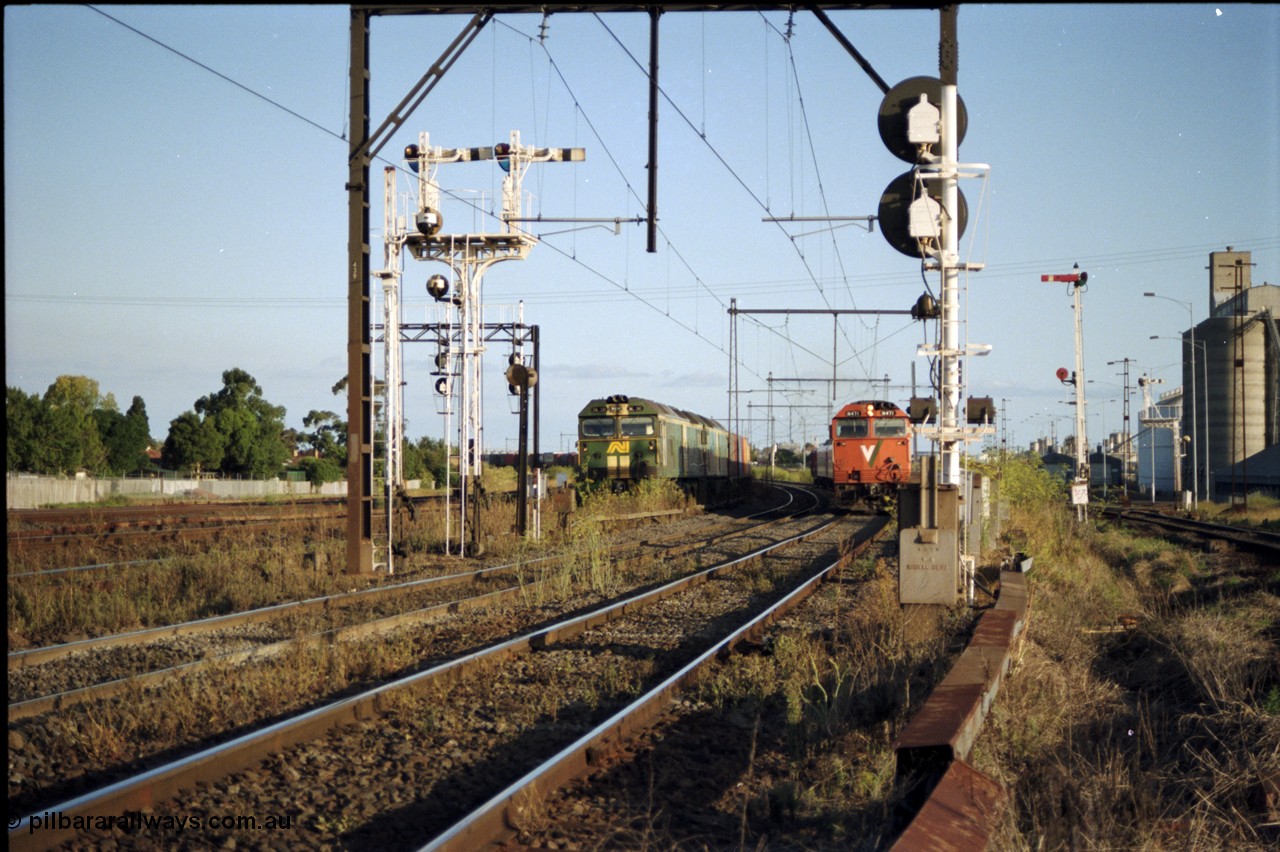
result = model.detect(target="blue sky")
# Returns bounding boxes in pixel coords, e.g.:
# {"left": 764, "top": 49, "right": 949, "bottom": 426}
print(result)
{"left": 6, "top": 4, "right": 1278, "bottom": 456}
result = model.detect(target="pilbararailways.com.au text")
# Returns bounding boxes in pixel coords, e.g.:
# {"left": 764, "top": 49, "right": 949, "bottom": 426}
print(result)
{"left": 18, "top": 810, "right": 293, "bottom": 834}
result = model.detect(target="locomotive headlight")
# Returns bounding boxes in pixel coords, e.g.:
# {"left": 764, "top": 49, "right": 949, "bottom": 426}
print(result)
{"left": 648, "top": 441, "right": 656, "bottom": 450}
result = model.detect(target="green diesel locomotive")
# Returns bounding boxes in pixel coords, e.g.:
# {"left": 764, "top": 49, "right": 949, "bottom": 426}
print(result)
{"left": 577, "top": 395, "right": 751, "bottom": 501}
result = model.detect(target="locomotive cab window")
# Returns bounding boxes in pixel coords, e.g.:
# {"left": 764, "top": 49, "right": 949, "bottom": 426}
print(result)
{"left": 835, "top": 418, "right": 869, "bottom": 438}
{"left": 580, "top": 417, "right": 615, "bottom": 438}
{"left": 620, "top": 416, "right": 655, "bottom": 437}
{"left": 873, "top": 418, "right": 908, "bottom": 437}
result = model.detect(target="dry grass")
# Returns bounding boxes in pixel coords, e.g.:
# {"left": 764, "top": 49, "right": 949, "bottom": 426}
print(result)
{"left": 7, "top": 535, "right": 352, "bottom": 646}
{"left": 974, "top": 475, "right": 1280, "bottom": 850}
{"left": 679, "top": 547, "right": 969, "bottom": 847}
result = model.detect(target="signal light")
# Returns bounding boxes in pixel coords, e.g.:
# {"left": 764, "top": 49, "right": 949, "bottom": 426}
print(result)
{"left": 878, "top": 172, "right": 967, "bottom": 258}
{"left": 966, "top": 397, "right": 996, "bottom": 424}
{"left": 908, "top": 397, "right": 937, "bottom": 423}
{"left": 434, "top": 377, "right": 450, "bottom": 396}
{"left": 426, "top": 274, "right": 450, "bottom": 301}
{"left": 505, "top": 363, "right": 537, "bottom": 390}
{"left": 415, "top": 208, "right": 442, "bottom": 237}
{"left": 878, "top": 77, "right": 966, "bottom": 165}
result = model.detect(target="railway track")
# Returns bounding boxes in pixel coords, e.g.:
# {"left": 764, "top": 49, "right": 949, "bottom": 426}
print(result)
{"left": 7, "top": 491, "right": 808, "bottom": 823}
{"left": 10, "top": 486, "right": 852, "bottom": 849}
{"left": 7, "top": 502, "right": 345, "bottom": 557}
{"left": 8, "top": 484, "right": 1040, "bottom": 849}
{"left": 1101, "top": 506, "right": 1280, "bottom": 559}
{"left": 7, "top": 488, "right": 808, "bottom": 718}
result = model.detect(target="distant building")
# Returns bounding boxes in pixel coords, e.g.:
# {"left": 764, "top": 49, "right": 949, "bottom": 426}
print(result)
{"left": 1040, "top": 451, "right": 1074, "bottom": 483}
{"left": 1179, "top": 248, "right": 1280, "bottom": 501}
{"left": 1138, "top": 386, "right": 1181, "bottom": 498}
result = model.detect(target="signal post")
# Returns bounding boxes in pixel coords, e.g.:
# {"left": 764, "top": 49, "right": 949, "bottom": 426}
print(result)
{"left": 877, "top": 7, "right": 994, "bottom": 608}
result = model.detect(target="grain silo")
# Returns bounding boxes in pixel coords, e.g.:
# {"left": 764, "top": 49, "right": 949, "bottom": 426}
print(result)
{"left": 1193, "top": 248, "right": 1280, "bottom": 502}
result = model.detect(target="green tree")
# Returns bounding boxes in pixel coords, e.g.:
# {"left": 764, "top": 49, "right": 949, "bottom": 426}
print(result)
{"left": 300, "top": 409, "right": 346, "bottom": 459}
{"left": 162, "top": 410, "right": 226, "bottom": 475}
{"left": 98, "top": 395, "right": 151, "bottom": 474}
{"left": 297, "top": 455, "right": 343, "bottom": 486}
{"left": 191, "top": 368, "right": 289, "bottom": 478}
{"left": 6, "top": 386, "right": 43, "bottom": 471}
{"left": 404, "top": 435, "right": 448, "bottom": 488}
{"left": 39, "top": 375, "right": 108, "bottom": 474}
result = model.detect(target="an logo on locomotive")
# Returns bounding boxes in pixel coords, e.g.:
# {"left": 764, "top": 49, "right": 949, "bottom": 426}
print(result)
{"left": 606, "top": 441, "right": 631, "bottom": 454}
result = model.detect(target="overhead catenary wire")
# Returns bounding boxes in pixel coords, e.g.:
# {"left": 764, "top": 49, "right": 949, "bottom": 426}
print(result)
{"left": 82, "top": 6, "right": 767, "bottom": 389}
{"left": 594, "top": 13, "right": 875, "bottom": 382}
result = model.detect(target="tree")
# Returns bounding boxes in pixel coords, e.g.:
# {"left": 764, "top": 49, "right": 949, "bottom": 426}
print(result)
{"left": 97, "top": 396, "right": 151, "bottom": 474}
{"left": 162, "top": 411, "right": 226, "bottom": 475}
{"left": 39, "top": 375, "right": 108, "bottom": 474}
{"left": 6, "top": 387, "right": 43, "bottom": 472}
{"left": 185, "top": 368, "right": 290, "bottom": 478}
{"left": 774, "top": 446, "right": 803, "bottom": 467}
{"left": 297, "top": 456, "right": 343, "bottom": 487}
{"left": 300, "top": 409, "right": 346, "bottom": 459}
{"left": 404, "top": 436, "right": 448, "bottom": 488}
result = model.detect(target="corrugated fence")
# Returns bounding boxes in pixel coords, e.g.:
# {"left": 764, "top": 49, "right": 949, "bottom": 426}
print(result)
{"left": 5, "top": 473, "right": 346, "bottom": 509}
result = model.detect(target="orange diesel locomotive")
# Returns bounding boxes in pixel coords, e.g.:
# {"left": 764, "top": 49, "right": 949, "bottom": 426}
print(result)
{"left": 809, "top": 400, "right": 911, "bottom": 507}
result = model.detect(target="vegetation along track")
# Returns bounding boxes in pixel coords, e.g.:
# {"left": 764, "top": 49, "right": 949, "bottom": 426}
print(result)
{"left": 7, "top": 486, "right": 804, "bottom": 711}
{"left": 10, "top": 487, "right": 838, "bottom": 846}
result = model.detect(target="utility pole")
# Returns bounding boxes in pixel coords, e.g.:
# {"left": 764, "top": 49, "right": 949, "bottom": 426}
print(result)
{"left": 1107, "top": 357, "right": 1134, "bottom": 501}
{"left": 1043, "top": 265, "right": 1089, "bottom": 519}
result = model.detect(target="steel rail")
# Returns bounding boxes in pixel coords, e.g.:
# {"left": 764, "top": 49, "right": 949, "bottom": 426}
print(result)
{"left": 6, "top": 560, "right": 534, "bottom": 671}
{"left": 7, "top": 578, "right": 538, "bottom": 722}
{"left": 8, "top": 502, "right": 847, "bottom": 851}
{"left": 8, "top": 485, "right": 802, "bottom": 670}
{"left": 11, "top": 491, "right": 804, "bottom": 719}
{"left": 1103, "top": 507, "right": 1280, "bottom": 558}
{"left": 422, "top": 512, "right": 889, "bottom": 851}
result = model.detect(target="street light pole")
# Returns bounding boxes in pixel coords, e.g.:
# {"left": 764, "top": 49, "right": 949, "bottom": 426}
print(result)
{"left": 1144, "top": 293, "right": 1198, "bottom": 507}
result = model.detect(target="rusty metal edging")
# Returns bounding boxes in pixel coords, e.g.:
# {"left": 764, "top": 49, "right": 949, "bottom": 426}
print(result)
{"left": 890, "top": 569, "right": 1031, "bottom": 850}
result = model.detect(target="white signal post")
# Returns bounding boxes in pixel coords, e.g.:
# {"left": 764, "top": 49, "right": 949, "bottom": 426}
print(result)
{"left": 1042, "top": 266, "right": 1089, "bottom": 519}
{"left": 390, "top": 130, "right": 583, "bottom": 556}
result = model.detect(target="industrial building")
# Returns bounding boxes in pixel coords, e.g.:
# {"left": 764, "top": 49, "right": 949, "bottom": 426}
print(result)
{"left": 1179, "top": 248, "right": 1280, "bottom": 502}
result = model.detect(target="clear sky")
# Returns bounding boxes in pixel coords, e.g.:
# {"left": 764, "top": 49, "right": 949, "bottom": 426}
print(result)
{"left": 6, "top": 4, "right": 1279, "bottom": 458}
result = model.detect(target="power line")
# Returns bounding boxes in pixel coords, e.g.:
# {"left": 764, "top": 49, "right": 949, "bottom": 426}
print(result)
{"left": 86, "top": 5, "right": 347, "bottom": 144}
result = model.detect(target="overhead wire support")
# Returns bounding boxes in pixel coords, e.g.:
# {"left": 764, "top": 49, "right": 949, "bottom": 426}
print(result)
{"left": 807, "top": 6, "right": 891, "bottom": 95}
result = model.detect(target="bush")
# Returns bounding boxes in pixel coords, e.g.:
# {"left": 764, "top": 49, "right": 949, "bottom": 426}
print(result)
{"left": 297, "top": 456, "right": 343, "bottom": 486}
